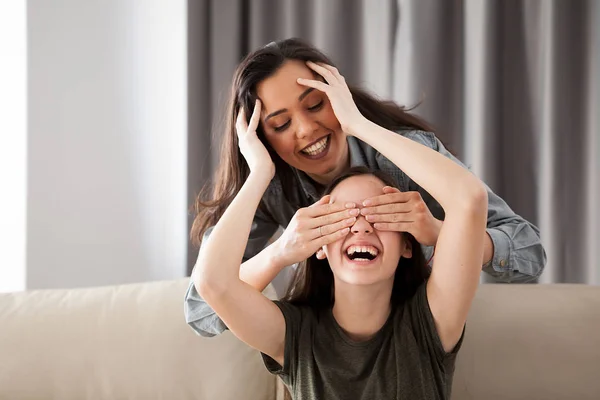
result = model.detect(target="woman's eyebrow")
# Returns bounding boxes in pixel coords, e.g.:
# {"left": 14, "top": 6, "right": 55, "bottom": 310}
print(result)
{"left": 264, "top": 88, "right": 316, "bottom": 122}
{"left": 298, "top": 87, "right": 315, "bottom": 102}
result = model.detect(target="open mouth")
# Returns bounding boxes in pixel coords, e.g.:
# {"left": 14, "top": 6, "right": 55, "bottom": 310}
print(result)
{"left": 300, "top": 134, "right": 331, "bottom": 159}
{"left": 344, "top": 245, "right": 380, "bottom": 263}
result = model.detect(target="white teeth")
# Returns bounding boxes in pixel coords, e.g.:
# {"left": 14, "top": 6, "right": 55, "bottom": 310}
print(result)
{"left": 302, "top": 136, "right": 329, "bottom": 155}
{"left": 346, "top": 245, "right": 379, "bottom": 257}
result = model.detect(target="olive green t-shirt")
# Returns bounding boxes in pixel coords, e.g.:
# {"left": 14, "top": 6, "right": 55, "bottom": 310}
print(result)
{"left": 261, "top": 282, "right": 464, "bottom": 400}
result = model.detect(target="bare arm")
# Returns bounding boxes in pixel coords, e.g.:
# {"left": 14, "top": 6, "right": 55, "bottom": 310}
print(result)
{"left": 193, "top": 102, "right": 286, "bottom": 364}
{"left": 194, "top": 171, "right": 286, "bottom": 365}
{"left": 298, "top": 61, "right": 487, "bottom": 352}
{"left": 351, "top": 120, "right": 487, "bottom": 353}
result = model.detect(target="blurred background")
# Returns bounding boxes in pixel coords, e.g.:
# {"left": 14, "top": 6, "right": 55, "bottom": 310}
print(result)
{"left": 1, "top": 0, "right": 598, "bottom": 293}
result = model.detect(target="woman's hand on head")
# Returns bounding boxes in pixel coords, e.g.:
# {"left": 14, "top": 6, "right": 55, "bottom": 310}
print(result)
{"left": 236, "top": 99, "right": 275, "bottom": 179}
{"left": 361, "top": 187, "right": 442, "bottom": 247}
{"left": 297, "top": 61, "right": 366, "bottom": 135}
{"left": 273, "top": 195, "right": 359, "bottom": 266}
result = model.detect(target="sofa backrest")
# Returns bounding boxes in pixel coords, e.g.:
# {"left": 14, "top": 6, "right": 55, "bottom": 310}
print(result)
{"left": 453, "top": 283, "right": 600, "bottom": 399}
{"left": 0, "top": 279, "right": 277, "bottom": 400}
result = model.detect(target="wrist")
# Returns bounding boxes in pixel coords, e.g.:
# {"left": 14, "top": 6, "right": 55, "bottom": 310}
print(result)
{"left": 248, "top": 167, "right": 274, "bottom": 186}
{"left": 268, "top": 238, "right": 289, "bottom": 272}
{"left": 345, "top": 116, "right": 372, "bottom": 139}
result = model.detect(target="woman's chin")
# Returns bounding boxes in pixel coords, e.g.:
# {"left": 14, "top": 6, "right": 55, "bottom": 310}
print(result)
{"left": 333, "top": 264, "right": 395, "bottom": 287}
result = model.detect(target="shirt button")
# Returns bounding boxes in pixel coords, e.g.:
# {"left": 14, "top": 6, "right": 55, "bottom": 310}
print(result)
{"left": 500, "top": 259, "right": 507, "bottom": 267}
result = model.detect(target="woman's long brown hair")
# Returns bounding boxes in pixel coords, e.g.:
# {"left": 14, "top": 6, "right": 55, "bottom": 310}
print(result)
{"left": 190, "top": 38, "right": 434, "bottom": 247}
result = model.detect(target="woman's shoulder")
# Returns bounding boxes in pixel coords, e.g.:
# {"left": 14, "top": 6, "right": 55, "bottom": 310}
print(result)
{"left": 273, "top": 300, "right": 322, "bottom": 333}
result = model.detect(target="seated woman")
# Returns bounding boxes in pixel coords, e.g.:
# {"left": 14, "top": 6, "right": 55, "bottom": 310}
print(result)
{"left": 192, "top": 62, "right": 488, "bottom": 400}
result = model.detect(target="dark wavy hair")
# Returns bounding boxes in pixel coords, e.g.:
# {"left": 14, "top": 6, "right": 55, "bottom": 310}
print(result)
{"left": 191, "top": 38, "right": 434, "bottom": 247}
{"left": 283, "top": 167, "right": 431, "bottom": 309}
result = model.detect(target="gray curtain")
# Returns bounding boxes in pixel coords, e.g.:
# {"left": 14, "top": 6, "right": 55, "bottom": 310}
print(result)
{"left": 187, "top": 0, "right": 600, "bottom": 284}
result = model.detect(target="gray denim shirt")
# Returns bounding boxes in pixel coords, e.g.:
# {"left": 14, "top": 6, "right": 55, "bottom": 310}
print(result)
{"left": 185, "top": 130, "right": 546, "bottom": 337}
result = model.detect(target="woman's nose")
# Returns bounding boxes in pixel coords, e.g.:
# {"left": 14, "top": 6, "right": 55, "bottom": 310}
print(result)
{"left": 295, "top": 114, "right": 319, "bottom": 139}
{"left": 351, "top": 215, "right": 373, "bottom": 234}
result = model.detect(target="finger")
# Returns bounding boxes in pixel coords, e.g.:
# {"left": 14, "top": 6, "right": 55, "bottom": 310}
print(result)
{"left": 382, "top": 186, "right": 401, "bottom": 194}
{"left": 248, "top": 99, "right": 261, "bottom": 132}
{"left": 316, "top": 227, "right": 351, "bottom": 247}
{"left": 310, "top": 208, "right": 358, "bottom": 228}
{"left": 235, "top": 107, "right": 248, "bottom": 135}
{"left": 317, "top": 215, "right": 357, "bottom": 237}
{"left": 305, "top": 61, "right": 338, "bottom": 85}
{"left": 365, "top": 213, "right": 414, "bottom": 224}
{"left": 309, "top": 195, "right": 331, "bottom": 208}
{"left": 361, "top": 203, "right": 413, "bottom": 215}
{"left": 305, "top": 201, "right": 356, "bottom": 218}
{"left": 373, "top": 222, "right": 414, "bottom": 232}
{"left": 362, "top": 191, "right": 412, "bottom": 207}
{"left": 316, "top": 63, "right": 345, "bottom": 82}
{"left": 297, "top": 77, "right": 330, "bottom": 93}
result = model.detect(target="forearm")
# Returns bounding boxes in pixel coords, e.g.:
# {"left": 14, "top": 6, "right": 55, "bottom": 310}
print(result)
{"left": 351, "top": 119, "right": 485, "bottom": 211}
{"left": 194, "top": 172, "right": 272, "bottom": 294}
{"left": 185, "top": 245, "right": 285, "bottom": 338}
{"left": 239, "top": 242, "right": 287, "bottom": 292}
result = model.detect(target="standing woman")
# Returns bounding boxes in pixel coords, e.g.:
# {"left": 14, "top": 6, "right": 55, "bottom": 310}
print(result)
{"left": 185, "top": 38, "right": 546, "bottom": 337}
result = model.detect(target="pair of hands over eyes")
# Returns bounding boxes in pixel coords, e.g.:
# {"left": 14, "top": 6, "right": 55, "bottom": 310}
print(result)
{"left": 235, "top": 60, "right": 441, "bottom": 267}
{"left": 273, "top": 190, "right": 442, "bottom": 267}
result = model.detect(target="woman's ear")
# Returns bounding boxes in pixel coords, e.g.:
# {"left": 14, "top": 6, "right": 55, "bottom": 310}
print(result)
{"left": 316, "top": 248, "right": 327, "bottom": 260}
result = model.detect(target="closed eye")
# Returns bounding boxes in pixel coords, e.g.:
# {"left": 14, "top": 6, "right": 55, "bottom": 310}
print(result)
{"left": 273, "top": 121, "right": 291, "bottom": 132}
{"left": 308, "top": 100, "right": 323, "bottom": 111}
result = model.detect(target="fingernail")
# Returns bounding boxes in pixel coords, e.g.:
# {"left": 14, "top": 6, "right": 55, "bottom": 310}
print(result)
{"left": 348, "top": 209, "right": 359, "bottom": 216}
{"left": 346, "top": 217, "right": 356, "bottom": 224}
{"left": 363, "top": 200, "right": 372, "bottom": 206}
{"left": 345, "top": 202, "right": 356, "bottom": 208}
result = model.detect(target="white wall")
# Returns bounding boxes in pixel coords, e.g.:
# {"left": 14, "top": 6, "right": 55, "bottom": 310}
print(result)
{"left": 27, "top": 1, "right": 187, "bottom": 289}
{"left": 0, "top": 1, "right": 27, "bottom": 293}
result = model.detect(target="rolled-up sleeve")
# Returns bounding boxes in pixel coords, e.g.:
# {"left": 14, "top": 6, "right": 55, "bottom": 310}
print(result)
{"left": 410, "top": 131, "right": 547, "bottom": 283}
{"left": 184, "top": 207, "right": 280, "bottom": 337}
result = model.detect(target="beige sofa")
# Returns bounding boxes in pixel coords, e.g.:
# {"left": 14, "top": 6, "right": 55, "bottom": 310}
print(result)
{"left": 1, "top": 279, "right": 599, "bottom": 399}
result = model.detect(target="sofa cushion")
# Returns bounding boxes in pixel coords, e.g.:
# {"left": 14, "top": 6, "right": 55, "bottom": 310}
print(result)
{"left": 0, "top": 279, "right": 277, "bottom": 400}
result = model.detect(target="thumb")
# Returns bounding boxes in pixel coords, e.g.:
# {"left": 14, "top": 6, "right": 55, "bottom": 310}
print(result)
{"left": 383, "top": 186, "right": 400, "bottom": 194}
{"left": 316, "top": 248, "right": 327, "bottom": 260}
{"left": 310, "top": 195, "right": 331, "bottom": 207}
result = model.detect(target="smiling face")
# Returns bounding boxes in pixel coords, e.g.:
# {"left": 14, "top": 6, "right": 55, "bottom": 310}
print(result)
{"left": 322, "top": 174, "right": 413, "bottom": 286}
{"left": 256, "top": 60, "right": 349, "bottom": 184}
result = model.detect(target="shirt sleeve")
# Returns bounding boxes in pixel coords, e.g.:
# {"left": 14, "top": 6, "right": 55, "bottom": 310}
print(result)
{"left": 260, "top": 301, "right": 304, "bottom": 387}
{"left": 406, "top": 282, "right": 465, "bottom": 364}
{"left": 406, "top": 131, "right": 547, "bottom": 283}
{"left": 184, "top": 205, "right": 280, "bottom": 337}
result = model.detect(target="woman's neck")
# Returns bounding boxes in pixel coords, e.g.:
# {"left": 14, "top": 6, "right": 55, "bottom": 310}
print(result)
{"left": 331, "top": 280, "right": 394, "bottom": 341}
